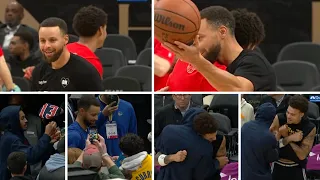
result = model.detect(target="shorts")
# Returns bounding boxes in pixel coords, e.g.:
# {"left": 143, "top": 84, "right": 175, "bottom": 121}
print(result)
{"left": 271, "top": 161, "right": 306, "bottom": 180}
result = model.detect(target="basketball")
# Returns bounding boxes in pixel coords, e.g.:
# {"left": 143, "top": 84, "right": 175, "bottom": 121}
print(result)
{"left": 154, "top": 0, "right": 201, "bottom": 45}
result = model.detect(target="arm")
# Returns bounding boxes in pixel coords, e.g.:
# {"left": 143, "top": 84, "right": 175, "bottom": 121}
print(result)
{"left": 0, "top": 55, "right": 14, "bottom": 90}
{"left": 216, "top": 136, "right": 227, "bottom": 157}
{"left": 269, "top": 115, "right": 280, "bottom": 133}
{"left": 290, "top": 128, "right": 316, "bottom": 160}
{"left": 128, "top": 105, "right": 137, "bottom": 134}
{"left": 154, "top": 55, "right": 171, "bottom": 77}
{"left": 154, "top": 151, "right": 187, "bottom": 166}
{"left": 11, "top": 134, "right": 51, "bottom": 164}
{"left": 192, "top": 57, "right": 254, "bottom": 91}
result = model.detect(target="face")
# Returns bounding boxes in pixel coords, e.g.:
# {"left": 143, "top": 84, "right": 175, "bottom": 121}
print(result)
{"left": 203, "top": 132, "right": 217, "bottom": 142}
{"left": 4, "top": 2, "right": 23, "bottom": 27}
{"left": 9, "top": 36, "right": 27, "bottom": 55}
{"left": 197, "top": 19, "right": 223, "bottom": 62}
{"left": 286, "top": 106, "right": 304, "bottom": 124}
{"left": 97, "top": 25, "right": 107, "bottom": 48}
{"left": 19, "top": 110, "right": 28, "bottom": 130}
{"left": 39, "top": 26, "right": 68, "bottom": 63}
{"left": 81, "top": 105, "right": 100, "bottom": 126}
{"left": 172, "top": 94, "right": 191, "bottom": 109}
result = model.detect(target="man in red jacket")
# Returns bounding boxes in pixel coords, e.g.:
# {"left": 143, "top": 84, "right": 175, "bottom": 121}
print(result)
{"left": 67, "top": 5, "right": 108, "bottom": 79}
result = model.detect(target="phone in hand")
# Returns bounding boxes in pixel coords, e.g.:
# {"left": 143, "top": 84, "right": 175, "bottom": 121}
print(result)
{"left": 89, "top": 126, "right": 99, "bottom": 143}
{"left": 106, "top": 95, "right": 119, "bottom": 107}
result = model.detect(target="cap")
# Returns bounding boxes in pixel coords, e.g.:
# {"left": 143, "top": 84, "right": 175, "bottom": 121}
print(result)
{"left": 82, "top": 144, "right": 102, "bottom": 170}
{"left": 39, "top": 103, "right": 63, "bottom": 120}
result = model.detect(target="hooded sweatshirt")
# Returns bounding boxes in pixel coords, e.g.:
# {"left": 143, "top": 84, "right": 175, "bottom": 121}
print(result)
{"left": 37, "top": 153, "right": 65, "bottom": 180}
{"left": 120, "top": 151, "right": 152, "bottom": 180}
{"left": 156, "top": 108, "right": 220, "bottom": 180}
{"left": 241, "top": 103, "right": 279, "bottom": 180}
{"left": 0, "top": 106, "right": 52, "bottom": 180}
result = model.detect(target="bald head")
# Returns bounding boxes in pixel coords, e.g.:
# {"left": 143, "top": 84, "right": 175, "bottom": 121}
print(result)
{"left": 5, "top": 1, "right": 24, "bottom": 27}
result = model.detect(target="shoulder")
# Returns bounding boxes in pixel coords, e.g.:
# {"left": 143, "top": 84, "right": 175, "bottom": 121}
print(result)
{"left": 19, "top": 24, "right": 38, "bottom": 34}
{"left": 69, "top": 54, "right": 97, "bottom": 73}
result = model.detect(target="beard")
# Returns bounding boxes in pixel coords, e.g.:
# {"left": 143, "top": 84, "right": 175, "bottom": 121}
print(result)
{"left": 42, "top": 46, "right": 64, "bottom": 63}
{"left": 203, "top": 43, "right": 221, "bottom": 63}
{"left": 83, "top": 118, "right": 94, "bottom": 127}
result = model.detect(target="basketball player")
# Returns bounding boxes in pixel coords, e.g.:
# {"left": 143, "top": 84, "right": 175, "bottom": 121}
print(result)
{"left": 269, "top": 95, "right": 316, "bottom": 180}
{"left": 160, "top": 7, "right": 266, "bottom": 91}
{"left": 164, "top": 6, "right": 276, "bottom": 91}
{"left": 31, "top": 17, "right": 103, "bottom": 91}
{"left": 67, "top": 5, "right": 108, "bottom": 79}
{"left": 0, "top": 47, "right": 15, "bottom": 91}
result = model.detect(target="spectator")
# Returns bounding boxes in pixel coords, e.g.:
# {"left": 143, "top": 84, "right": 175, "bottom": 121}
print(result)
{"left": 37, "top": 137, "right": 65, "bottom": 180}
{"left": 0, "top": 47, "right": 15, "bottom": 91}
{"left": 31, "top": 17, "right": 103, "bottom": 91}
{"left": 7, "top": 151, "right": 32, "bottom": 180}
{"left": 155, "top": 94, "right": 195, "bottom": 139}
{"left": 241, "top": 95, "right": 255, "bottom": 126}
{"left": 68, "top": 95, "right": 100, "bottom": 150}
{"left": 67, "top": 5, "right": 108, "bottom": 78}
{"left": 260, "top": 94, "right": 290, "bottom": 114}
{"left": 0, "top": 1, "right": 38, "bottom": 52}
{"left": 0, "top": 105, "right": 59, "bottom": 180}
{"left": 96, "top": 94, "right": 137, "bottom": 156}
{"left": 7, "top": 30, "right": 40, "bottom": 77}
{"left": 68, "top": 148, "right": 82, "bottom": 164}
{"left": 119, "top": 134, "right": 152, "bottom": 180}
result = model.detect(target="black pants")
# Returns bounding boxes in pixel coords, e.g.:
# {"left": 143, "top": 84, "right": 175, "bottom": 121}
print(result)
{"left": 272, "top": 161, "right": 306, "bottom": 180}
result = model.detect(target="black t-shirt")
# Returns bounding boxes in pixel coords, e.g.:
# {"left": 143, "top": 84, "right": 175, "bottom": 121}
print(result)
{"left": 7, "top": 54, "right": 40, "bottom": 77}
{"left": 31, "top": 53, "right": 103, "bottom": 91}
{"left": 227, "top": 50, "right": 276, "bottom": 91}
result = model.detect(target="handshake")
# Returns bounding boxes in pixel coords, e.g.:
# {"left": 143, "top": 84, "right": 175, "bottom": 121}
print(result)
{"left": 44, "top": 121, "right": 61, "bottom": 143}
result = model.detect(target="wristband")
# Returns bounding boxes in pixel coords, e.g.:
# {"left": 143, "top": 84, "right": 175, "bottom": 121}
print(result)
{"left": 279, "top": 138, "right": 285, "bottom": 148}
{"left": 158, "top": 154, "right": 167, "bottom": 166}
{"left": 102, "top": 153, "right": 109, "bottom": 157}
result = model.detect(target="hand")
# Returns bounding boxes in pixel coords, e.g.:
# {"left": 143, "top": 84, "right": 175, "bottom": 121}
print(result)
{"left": 93, "top": 134, "right": 107, "bottom": 154}
{"left": 50, "top": 130, "right": 61, "bottom": 144}
{"left": 23, "top": 66, "right": 35, "bottom": 80}
{"left": 85, "top": 135, "right": 91, "bottom": 147}
{"left": 163, "top": 35, "right": 203, "bottom": 65}
{"left": 274, "top": 130, "right": 281, "bottom": 141}
{"left": 157, "top": 86, "right": 169, "bottom": 92}
{"left": 172, "top": 150, "right": 187, "bottom": 162}
{"left": 216, "top": 156, "right": 229, "bottom": 169}
{"left": 102, "top": 101, "right": 118, "bottom": 117}
{"left": 111, "top": 156, "right": 119, "bottom": 161}
{"left": 279, "top": 124, "right": 289, "bottom": 137}
{"left": 44, "top": 121, "right": 57, "bottom": 137}
{"left": 289, "top": 131, "right": 303, "bottom": 142}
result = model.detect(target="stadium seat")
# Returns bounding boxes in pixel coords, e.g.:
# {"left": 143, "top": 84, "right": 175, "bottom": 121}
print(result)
{"left": 12, "top": 76, "right": 30, "bottom": 91}
{"left": 95, "top": 47, "right": 126, "bottom": 78}
{"left": 142, "top": 76, "right": 152, "bottom": 91}
{"left": 102, "top": 76, "right": 141, "bottom": 91}
{"left": 154, "top": 95, "right": 164, "bottom": 114}
{"left": 103, "top": 34, "right": 137, "bottom": 61}
{"left": 136, "top": 48, "right": 151, "bottom": 66}
{"left": 277, "top": 42, "right": 320, "bottom": 72}
{"left": 191, "top": 95, "right": 204, "bottom": 106}
{"left": 68, "top": 164, "right": 98, "bottom": 180}
{"left": 145, "top": 37, "right": 151, "bottom": 49}
{"left": 311, "top": 85, "right": 320, "bottom": 91}
{"left": 115, "top": 65, "right": 151, "bottom": 91}
{"left": 68, "top": 34, "right": 79, "bottom": 44}
{"left": 272, "top": 60, "right": 320, "bottom": 91}
{"left": 276, "top": 86, "right": 285, "bottom": 91}
{"left": 209, "top": 94, "right": 238, "bottom": 128}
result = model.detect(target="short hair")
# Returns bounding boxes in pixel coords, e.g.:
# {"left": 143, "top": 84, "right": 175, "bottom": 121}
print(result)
{"left": 231, "top": 9, "right": 265, "bottom": 49}
{"left": 200, "top": 6, "right": 235, "bottom": 35}
{"left": 7, "top": 152, "right": 27, "bottom": 174}
{"left": 193, "top": 112, "right": 219, "bottom": 135}
{"left": 77, "top": 95, "right": 100, "bottom": 111}
{"left": 39, "top": 17, "right": 68, "bottom": 35}
{"left": 14, "top": 30, "right": 34, "bottom": 50}
{"left": 288, "top": 95, "right": 309, "bottom": 113}
{"left": 119, "top": 133, "right": 145, "bottom": 156}
{"left": 72, "top": 5, "right": 108, "bottom": 37}
{"left": 68, "top": 148, "right": 83, "bottom": 164}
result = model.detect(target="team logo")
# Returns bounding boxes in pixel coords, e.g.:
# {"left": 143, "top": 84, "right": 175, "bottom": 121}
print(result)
{"left": 118, "top": 111, "right": 123, "bottom": 116}
{"left": 186, "top": 64, "right": 196, "bottom": 74}
{"left": 61, "top": 77, "right": 70, "bottom": 88}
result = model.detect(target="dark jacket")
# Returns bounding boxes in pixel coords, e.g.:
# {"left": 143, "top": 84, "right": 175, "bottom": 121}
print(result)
{"left": 7, "top": 54, "right": 41, "bottom": 77}
{"left": 0, "top": 106, "right": 52, "bottom": 180}
{"left": 0, "top": 24, "right": 38, "bottom": 53}
{"left": 37, "top": 153, "right": 65, "bottom": 180}
{"left": 241, "top": 103, "right": 279, "bottom": 180}
{"left": 156, "top": 108, "right": 219, "bottom": 180}
{"left": 10, "top": 176, "right": 33, "bottom": 180}
{"left": 260, "top": 95, "right": 290, "bottom": 114}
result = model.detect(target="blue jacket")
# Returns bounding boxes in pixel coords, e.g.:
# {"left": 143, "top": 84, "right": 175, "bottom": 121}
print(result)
{"left": 241, "top": 103, "right": 279, "bottom": 180}
{"left": 156, "top": 108, "right": 219, "bottom": 180}
{"left": 68, "top": 121, "right": 88, "bottom": 150}
{"left": 96, "top": 97, "right": 137, "bottom": 156}
{"left": 0, "top": 106, "right": 51, "bottom": 180}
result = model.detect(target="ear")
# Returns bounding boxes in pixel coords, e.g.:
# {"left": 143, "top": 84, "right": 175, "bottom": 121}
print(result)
{"left": 301, "top": 112, "right": 304, "bottom": 119}
{"left": 64, "top": 34, "right": 69, "bottom": 45}
{"left": 219, "top": 26, "right": 227, "bottom": 39}
{"left": 79, "top": 108, "right": 85, "bottom": 115}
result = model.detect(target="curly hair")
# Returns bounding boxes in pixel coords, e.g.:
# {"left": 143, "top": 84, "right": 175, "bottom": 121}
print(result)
{"left": 193, "top": 112, "right": 219, "bottom": 135}
{"left": 288, "top": 95, "right": 309, "bottom": 113}
{"left": 72, "top": 5, "right": 108, "bottom": 37}
{"left": 119, "top": 133, "right": 145, "bottom": 156}
{"left": 231, "top": 9, "right": 265, "bottom": 49}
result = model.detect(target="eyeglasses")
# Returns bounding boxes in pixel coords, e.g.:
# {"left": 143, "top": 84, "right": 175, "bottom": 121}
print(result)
{"left": 174, "top": 94, "right": 191, "bottom": 99}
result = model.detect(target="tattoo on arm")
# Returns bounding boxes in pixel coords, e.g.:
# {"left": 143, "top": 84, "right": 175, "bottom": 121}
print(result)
{"left": 290, "top": 128, "right": 316, "bottom": 160}
{"left": 216, "top": 136, "right": 227, "bottom": 157}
